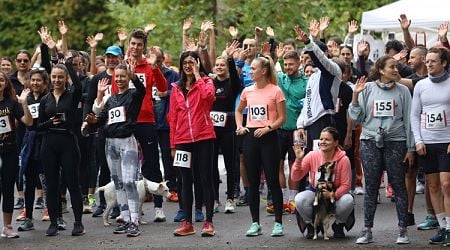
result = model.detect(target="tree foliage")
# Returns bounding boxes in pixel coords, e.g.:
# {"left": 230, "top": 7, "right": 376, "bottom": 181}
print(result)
{"left": 0, "top": 0, "right": 395, "bottom": 62}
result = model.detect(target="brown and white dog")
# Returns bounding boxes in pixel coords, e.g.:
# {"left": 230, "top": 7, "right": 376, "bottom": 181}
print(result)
{"left": 97, "top": 178, "right": 171, "bottom": 226}
{"left": 313, "top": 161, "right": 336, "bottom": 240}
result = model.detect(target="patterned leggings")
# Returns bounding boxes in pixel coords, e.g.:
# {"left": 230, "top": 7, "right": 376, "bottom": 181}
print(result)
{"left": 106, "top": 136, "right": 140, "bottom": 224}
{"left": 360, "top": 140, "right": 408, "bottom": 228}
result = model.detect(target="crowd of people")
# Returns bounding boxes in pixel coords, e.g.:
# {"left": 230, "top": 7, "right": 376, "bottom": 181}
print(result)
{"left": 0, "top": 12, "right": 449, "bottom": 247}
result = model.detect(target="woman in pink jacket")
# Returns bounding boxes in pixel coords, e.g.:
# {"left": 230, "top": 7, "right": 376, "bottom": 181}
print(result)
{"left": 167, "top": 51, "right": 216, "bottom": 237}
{"left": 291, "top": 127, "right": 353, "bottom": 239}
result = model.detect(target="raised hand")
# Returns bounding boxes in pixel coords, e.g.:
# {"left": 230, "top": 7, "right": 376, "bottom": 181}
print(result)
{"left": 44, "top": 35, "right": 56, "bottom": 50}
{"left": 201, "top": 20, "right": 214, "bottom": 32}
{"left": 18, "top": 88, "right": 30, "bottom": 104}
{"left": 438, "top": 22, "right": 449, "bottom": 41}
{"left": 309, "top": 19, "right": 320, "bottom": 39}
{"left": 398, "top": 14, "right": 411, "bottom": 30}
{"left": 354, "top": 76, "right": 367, "bottom": 94}
{"left": 58, "top": 20, "right": 68, "bottom": 35}
{"left": 255, "top": 26, "right": 263, "bottom": 38}
{"left": 393, "top": 49, "right": 408, "bottom": 61}
{"left": 97, "top": 78, "right": 109, "bottom": 94}
{"left": 294, "top": 25, "right": 309, "bottom": 43}
{"left": 225, "top": 40, "right": 240, "bottom": 58}
{"left": 144, "top": 23, "right": 156, "bottom": 33}
{"left": 183, "top": 18, "right": 192, "bottom": 31}
{"left": 228, "top": 26, "right": 238, "bottom": 39}
{"left": 276, "top": 43, "right": 285, "bottom": 59}
{"left": 319, "top": 16, "right": 330, "bottom": 32}
{"left": 37, "top": 26, "right": 51, "bottom": 42}
{"left": 266, "top": 26, "right": 275, "bottom": 38}
{"left": 292, "top": 143, "right": 305, "bottom": 160}
{"left": 357, "top": 40, "right": 369, "bottom": 55}
{"left": 197, "top": 30, "right": 208, "bottom": 48}
{"left": 329, "top": 41, "right": 340, "bottom": 58}
{"left": 260, "top": 42, "right": 271, "bottom": 56}
{"left": 86, "top": 35, "right": 97, "bottom": 48}
{"left": 184, "top": 37, "right": 198, "bottom": 52}
{"left": 117, "top": 28, "right": 128, "bottom": 43}
{"left": 94, "top": 33, "right": 104, "bottom": 41}
{"left": 348, "top": 20, "right": 358, "bottom": 34}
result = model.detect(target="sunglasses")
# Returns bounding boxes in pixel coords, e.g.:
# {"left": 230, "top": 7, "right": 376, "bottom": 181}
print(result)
{"left": 16, "top": 59, "right": 29, "bottom": 63}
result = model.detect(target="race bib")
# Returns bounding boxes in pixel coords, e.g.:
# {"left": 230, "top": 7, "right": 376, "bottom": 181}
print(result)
{"left": 210, "top": 111, "right": 227, "bottom": 127}
{"left": 108, "top": 106, "right": 126, "bottom": 125}
{"left": 0, "top": 116, "right": 12, "bottom": 134}
{"left": 249, "top": 105, "right": 268, "bottom": 121}
{"left": 335, "top": 98, "right": 341, "bottom": 113}
{"left": 152, "top": 86, "right": 161, "bottom": 101}
{"left": 373, "top": 99, "right": 395, "bottom": 117}
{"left": 313, "top": 139, "right": 320, "bottom": 151}
{"left": 424, "top": 110, "right": 447, "bottom": 129}
{"left": 28, "top": 103, "right": 40, "bottom": 119}
{"left": 173, "top": 150, "right": 191, "bottom": 168}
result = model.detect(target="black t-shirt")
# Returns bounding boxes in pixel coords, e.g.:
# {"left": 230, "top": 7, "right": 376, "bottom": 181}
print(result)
{"left": 0, "top": 98, "right": 24, "bottom": 151}
{"left": 334, "top": 82, "right": 353, "bottom": 142}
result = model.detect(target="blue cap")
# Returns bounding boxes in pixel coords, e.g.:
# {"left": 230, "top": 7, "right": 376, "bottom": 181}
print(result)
{"left": 104, "top": 46, "right": 123, "bottom": 56}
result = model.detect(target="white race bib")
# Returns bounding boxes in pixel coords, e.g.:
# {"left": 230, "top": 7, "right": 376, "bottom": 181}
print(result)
{"left": 0, "top": 116, "right": 12, "bottom": 134}
{"left": 249, "top": 105, "right": 268, "bottom": 121}
{"left": 173, "top": 150, "right": 191, "bottom": 168}
{"left": 373, "top": 99, "right": 395, "bottom": 117}
{"left": 152, "top": 86, "right": 161, "bottom": 101}
{"left": 313, "top": 139, "right": 320, "bottom": 151}
{"left": 210, "top": 111, "right": 227, "bottom": 127}
{"left": 108, "top": 106, "right": 126, "bottom": 125}
{"left": 136, "top": 73, "right": 146, "bottom": 88}
{"left": 28, "top": 103, "right": 40, "bottom": 119}
{"left": 424, "top": 110, "right": 447, "bottom": 129}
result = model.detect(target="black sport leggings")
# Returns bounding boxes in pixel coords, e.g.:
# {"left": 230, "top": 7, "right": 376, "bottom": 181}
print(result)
{"left": 213, "top": 127, "right": 235, "bottom": 200}
{"left": 24, "top": 159, "right": 40, "bottom": 219}
{"left": 177, "top": 139, "right": 214, "bottom": 223}
{"left": 1, "top": 150, "right": 19, "bottom": 213}
{"left": 41, "top": 133, "right": 82, "bottom": 224}
{"left": 243, "top": 129, "right": 283, "bottom": 224}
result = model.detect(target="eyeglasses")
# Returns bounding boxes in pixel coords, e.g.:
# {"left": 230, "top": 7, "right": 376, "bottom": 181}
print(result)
{"left": 16, "top": 59, "right": 29, "bottom": 63}
{"left": 31, "top": 67, "right": 46, "bottom": 71}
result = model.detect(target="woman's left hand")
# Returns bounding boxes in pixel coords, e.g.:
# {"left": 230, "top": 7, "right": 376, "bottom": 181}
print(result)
{"left": 254, "top": 127, "right": 270, "bottom": 138}
{"left": 403, "top": 151, "right": 415, "bottom": 168}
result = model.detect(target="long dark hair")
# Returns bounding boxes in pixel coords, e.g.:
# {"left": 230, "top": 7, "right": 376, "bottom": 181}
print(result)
{"left": 0, "top": 71, "right": 17, "bottom": 101}
{"left": 178, "top": 51, "right": 206, "bottom": 89}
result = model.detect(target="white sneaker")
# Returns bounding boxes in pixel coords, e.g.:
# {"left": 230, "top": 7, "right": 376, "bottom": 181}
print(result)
{"left": 354, "top": 187, "right": 365, "bottom": 195}
{"left": 396, "top": 231, "right": 410, "bottom": 244}
{"left": 214, "top": 200, "right": 222, "bottom": 213}
{"left": 416, "top": 181, "right": 424, "bottom": 194}
{"left": 83, "top": 202, "right": 92, "bottom": 214}
{"left": 224, "top": 199, "right": 236, "bottom": 214}
{"left": 154, "top": 207, "right": 166, "bottom": 222}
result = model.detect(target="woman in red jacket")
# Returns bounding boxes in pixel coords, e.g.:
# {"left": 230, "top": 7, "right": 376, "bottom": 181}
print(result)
{"left": 168, "top": 51, "right": 216, "bottom": 237}
{"left": 291, "top": 127, "right": 353, "bottom": 239}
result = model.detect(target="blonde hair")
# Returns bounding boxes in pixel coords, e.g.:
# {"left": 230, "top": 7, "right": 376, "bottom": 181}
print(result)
{"left": 254, "top": 56, "right": 277, "bottom": 85}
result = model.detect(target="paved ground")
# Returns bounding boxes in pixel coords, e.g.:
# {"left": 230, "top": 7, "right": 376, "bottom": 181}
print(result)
{"left": 0, "top": 158, "right": 440, "bottom": 249}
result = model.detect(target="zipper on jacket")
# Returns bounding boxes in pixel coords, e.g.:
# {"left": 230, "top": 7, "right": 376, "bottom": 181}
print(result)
{"left": 185, "top": 98, "right": 195, "bottom": 142}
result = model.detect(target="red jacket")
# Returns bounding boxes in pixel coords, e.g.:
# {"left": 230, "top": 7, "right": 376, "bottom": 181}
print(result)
{"left": 111, "top": 59, "right": 167, "bottom": 123}
{"left": 291, "top": 147, "right": 351, "bottom": 200}
{"left": 167, "top": 76, "right": 216, "bottom": 148}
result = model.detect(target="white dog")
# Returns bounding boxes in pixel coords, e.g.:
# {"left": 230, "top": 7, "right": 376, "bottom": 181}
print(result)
{"left": 97, "top": 179, "right": 171, "bottom": 226}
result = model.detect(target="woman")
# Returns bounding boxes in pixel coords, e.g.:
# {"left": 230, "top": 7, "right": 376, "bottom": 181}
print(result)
{"left": 0, "top": 71, "right": 33, "bottom": 238}
{"left": 211, "top": 41, "right": 240, "bottom": 213}
{"left": 1, "top": 57, "right": 13, "bottom": 75}
{"left": 349, "top": 55, "right": 415, "bottom": 245}
{"left": 168, "top": 51, "right": 216, "bottom": 237}
{"left": 17, "top": 68, "right": 49, "bottom": 231}
{"left": 292, "top": 127, "right": 353, "bottom": 239}
{"left": 235, "top": 56, "right": 286, "bottom": 237}
{"left": 86, "top": 63, "right": 145, "bottom": 237}
{"left": 37, "top": 58, "right": 84, "bottom": 237}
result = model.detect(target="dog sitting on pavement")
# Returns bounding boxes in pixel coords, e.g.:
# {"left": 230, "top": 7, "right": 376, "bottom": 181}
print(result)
{"left": 312, "top": 161, "right": 336, "bottom": 240}
{"left": 97, "top": 178, "right": 171, "bottom": 226}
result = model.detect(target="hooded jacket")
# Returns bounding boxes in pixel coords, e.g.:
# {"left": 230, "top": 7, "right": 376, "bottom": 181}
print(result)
{"left": 167, "top": 76, "right": 216, "bottom": 148}
{"left": 291, "top": 147, "right": 351, "bottom": 199}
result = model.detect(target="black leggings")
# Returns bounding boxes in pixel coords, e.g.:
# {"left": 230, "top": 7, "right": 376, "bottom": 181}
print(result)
{"left": 77, "top": 132, "right": 97, "bottom": 195}
{"left": 243, "top": 129, "right": 283, "bottom": 224}
{"left": 41, "top": 133, "right": 82, "bottom": 224}
{"left": 177, "top": 139, "right": 214, "bottom": 222}
{"left": 213, "top": 128, "right": 235, "bottom": 200}
{"left": 1, "top": 150, "right": 18, "bottom": 213}
{"left": 24, "top": 159, "right": 40, "bottom": 219}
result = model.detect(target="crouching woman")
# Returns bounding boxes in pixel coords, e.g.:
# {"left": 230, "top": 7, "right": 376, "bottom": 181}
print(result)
{"left": 291, "top": 127, "right": 353, "bottom": 239}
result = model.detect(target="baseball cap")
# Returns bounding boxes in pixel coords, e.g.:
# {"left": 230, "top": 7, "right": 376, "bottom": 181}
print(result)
{"left": 104, "top": 46, "right": 123, "bottom": 56}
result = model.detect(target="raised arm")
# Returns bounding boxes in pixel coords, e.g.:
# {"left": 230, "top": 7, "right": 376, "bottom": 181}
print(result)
{"left": 398, "top": 14, "right": 415, "bottom": 50}
{"left": 182, "top": 18, "right": 193, "bottom": 51}
{"left": 197, "top": 30, "right": 212, "bottom": 73}
{"left": 343, "top": 20, "right": 358, "bottom": 46}
{"left": 438, "top": 22, "right": 450, "bottom": 49}
{"left": 201, "top": 20, "right": 216, "bottom": 66}
{"left": 58, "top": 20, "right": 69, "bottom": 55}
{"left": 86, "top": 33, "right": 103, "bottom": 76}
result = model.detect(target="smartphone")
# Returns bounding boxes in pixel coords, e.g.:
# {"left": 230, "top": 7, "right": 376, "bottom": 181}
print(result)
{"left": 55, "top": 112, "right": 66, "bottom": 122}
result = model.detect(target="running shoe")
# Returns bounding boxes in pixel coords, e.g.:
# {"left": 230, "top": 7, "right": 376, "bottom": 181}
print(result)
{"left": 18, "top": 218, "right": 34, "bottom": 231}
{"left": 417, "top": 214, "right": 439, "bottom": 230}
{"left": 113, "top": 222, "right": 129, "bottom": 234}
{"left": 35, "top": 197, "right": 45, "bottom": 209}
{"left": 16, "top": 209, "right": 26, "bottom": 221}
{"left": 57, "top": 217, "right": 66, "bottom": 230}
{"left": 174, "top": 221, "right": 195, "bottom": 236}
{"left": 396, "top": 230, "right": 410, "bottom": 244}
{"left": 356, "top": 229, "right": 373, "bottom": 244}
{"left": 71, "top": 221, "right": 85, "bottom": 236}
{"left": 429, "top": 227, "right": 446, "bottom": 244}
{"left": 42, "top": 208, "right": 50, "bottom": 221}
{"left": 246, "top": 222, "right": 262, "bottom": 237}
{"left": 126, "top": 223, "right": 140, "bottom": 237}
{"left": 174, "top": 209, "right": 185, "bottom": 222}
{"left": 201, "top": 221, "right": 215, "bottom": 237}
{"left": 195, "top": 208, "right": 204, "bottom": 222}
{"left": 167, "top": 191, "right": 179, "bottom": 202}
{"left": 154, "top": 207, "right": 166, "bottom": 222}
{"left": 45, "top": 223, "right": 58, "bottom": 236}
{"left": 271, "top": 222, "right": 283, "bottom": 237}
{"left": 14, "top": 198, "right": 24, "bottom": 210}
{"left": 224, "top": 199, "right": 236, "bottom": 214}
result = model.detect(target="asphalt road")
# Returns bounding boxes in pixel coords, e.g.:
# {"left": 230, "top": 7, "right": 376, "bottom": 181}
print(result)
{"left": 0, "top": 160, "right": 439, "bottom": 249}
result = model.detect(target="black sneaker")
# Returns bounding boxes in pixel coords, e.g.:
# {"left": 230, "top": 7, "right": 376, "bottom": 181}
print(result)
{"left": 14, "top": 198, "right": 24, "bottom": 210}
{"left": 92, "top": 205, "right": 105, "bottom": 217}
{"left": 71, "top": 221, "right": 85, "bottom": 236}
{"left": 57, "top": 217, "right": 66, "bottom": 230}
{"left": 46, "top": 223, "right": 58, "bottom": 236}
{"left": 110, "top": 206, "right": 120, "bottom": 219}
{"left": 332, "top": 222, "right": 345, "bottom": 238}
{"left": 236, "top": 195, "right": 248, "bottom": 206}
{"left": 306, "top": 224, "right": 314, "bottom": 239}
{"left": 35, "top": 197, "right": 45, "bottom": 209}
{"left": 126, "top": 223, "right": 140, "bottom": 237}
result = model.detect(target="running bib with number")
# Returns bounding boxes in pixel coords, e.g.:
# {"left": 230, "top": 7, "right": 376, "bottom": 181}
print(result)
{"left": 335, "top": 98, "right": 341, "bottom": 113}
{"left": 108, "top": 106, "right": 126, "bottom": 125}
{"left": 152, "top": 86, "right": 160, "bottom": 101}
{"left": 210, "top": 111, "right": 227, "bottom": 127}
{"left": 249, "top": 105, "right": 268, "bottom": 121}
{"left": 173, "top": 150, "right": 191, "bottom": 168}
{"left": 0, "top": 116, "right": 12, "bottom": 134}
{"left": 372, "top": 99, "right": 395, "bottom": 117}
{"left": 28, "top": 103, "right": 40, "bottom": 119}
{"left": 423, "top": 110, "right": 447, "bottom": 129}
